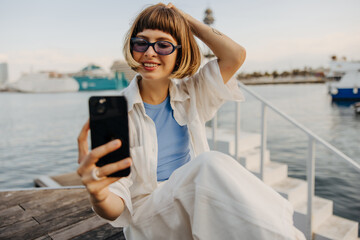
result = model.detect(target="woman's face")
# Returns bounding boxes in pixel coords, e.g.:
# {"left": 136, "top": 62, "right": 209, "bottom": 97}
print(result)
{"left": 132, "top": 29, "right": 179, "bottom": 83}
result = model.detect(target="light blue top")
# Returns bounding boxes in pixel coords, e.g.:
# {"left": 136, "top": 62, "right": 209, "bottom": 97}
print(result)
{"left": 144, "top": 95, "right": 191, "bottom": 181}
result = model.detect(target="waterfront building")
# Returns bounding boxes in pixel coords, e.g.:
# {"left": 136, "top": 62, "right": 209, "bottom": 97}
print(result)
{"left": 0, "top": 62, "right": 8, "bottom": 85}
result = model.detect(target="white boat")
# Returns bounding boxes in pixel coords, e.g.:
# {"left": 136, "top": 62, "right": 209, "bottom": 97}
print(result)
{"left": 327, "top": 60, "right": 360, "bottom": 100}
{"left": 7, "top": 72, "right": 79, "bottom": 93}
{"left": 329, "top": 71, "right": 360, "bottom": 100}
{"left": 326, "top": 59, "right": 360, "bottom": 81}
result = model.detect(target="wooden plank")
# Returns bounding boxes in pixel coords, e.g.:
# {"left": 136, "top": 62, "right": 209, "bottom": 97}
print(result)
{"left": 71, "top": 223, "right": 125, "bottom": 240}
{"left": 0, "top": 218, "right": 40, "bottom": 239}
{"left": 0, "top": 205, "right": 27, "bottom": 227}
{"left": 20, "top": 189, "right": 87, "bottom": 214}
{"left": 105, "top": 231, "right": 127, "bottom": 240}
{"left": 0, "top": 190, "right": 40, "bottom": 210}
{"left": 48, "top": 215, "right": 107, "bottom": 240}
{"left": 0, "top": 198, "right": 93, "bottom": 239}
{"left": 34, "top": 198, "right": 90, "bottom": 224}
{"left": 34, "top": 235, "right": 52, "bottom": 240}
{"left": 2, "top": 189, "right": 88, "bottom": 226}
{"left": 0, "top": 188, "right": 84, "bottom": 210}
{"left": 0, "top": 203, "right": 93, "bottom": 239}
{"left": 32, "top": 205, "right": 95, "bottom": 235}
{"left": 0, "top": 188, "right": 124, "bottom": 239}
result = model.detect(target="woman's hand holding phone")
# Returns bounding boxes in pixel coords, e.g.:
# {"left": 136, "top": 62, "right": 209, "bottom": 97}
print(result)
{"left": 77, "top": 120, "right": 132, "bottom": 213}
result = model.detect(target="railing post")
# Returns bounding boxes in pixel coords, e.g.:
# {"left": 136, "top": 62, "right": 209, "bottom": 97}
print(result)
{"left": 235, "top": 102, "right": 241, "bottom": 161}
{"left": 212, "top": 113, "right": 218, "bottom": 150}
{"left": 260, "top": 103, "right": 267, "bottom": 180}
{"left": 306, "top": 137, "right": 315, "bottom": 240}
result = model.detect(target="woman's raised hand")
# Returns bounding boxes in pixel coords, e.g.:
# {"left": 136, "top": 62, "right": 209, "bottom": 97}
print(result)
{"left": 77, "top": 120, "right": 132, "bottom": 203}
{"left": 165, "top": 3, "right": 188, "bottom": 20}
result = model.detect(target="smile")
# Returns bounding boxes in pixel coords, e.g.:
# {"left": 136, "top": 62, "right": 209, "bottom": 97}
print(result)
{"left": 143, "top": 63, "right": 159, "bottom": 67}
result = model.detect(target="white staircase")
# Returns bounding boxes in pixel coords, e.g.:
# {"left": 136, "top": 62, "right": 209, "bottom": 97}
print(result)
{"left": 207, "top": 128, "right": 359, "bottom": 240}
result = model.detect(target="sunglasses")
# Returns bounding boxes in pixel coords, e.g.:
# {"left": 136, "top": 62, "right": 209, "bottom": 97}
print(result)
{"left": 131, "top": 37, "right": 181, "bottom": 55}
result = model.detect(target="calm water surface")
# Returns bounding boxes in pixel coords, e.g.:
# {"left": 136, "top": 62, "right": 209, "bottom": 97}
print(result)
{"left": 0, "top": 84, "right": 359, "bottom": 228}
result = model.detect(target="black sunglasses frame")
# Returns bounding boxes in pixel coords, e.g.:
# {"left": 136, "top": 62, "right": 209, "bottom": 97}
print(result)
{"left": 130, "top": 37, "right": 181, "bottom": 55}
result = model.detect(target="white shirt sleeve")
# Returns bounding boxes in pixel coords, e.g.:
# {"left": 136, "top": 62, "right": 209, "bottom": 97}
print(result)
{"left": 185, "top": 59, "right": 245, "bottom": 122}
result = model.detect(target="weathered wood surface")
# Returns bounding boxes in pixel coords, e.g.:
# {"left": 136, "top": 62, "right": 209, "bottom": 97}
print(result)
{"left": 0, "top": 188, "right": 125, "bottom": 240}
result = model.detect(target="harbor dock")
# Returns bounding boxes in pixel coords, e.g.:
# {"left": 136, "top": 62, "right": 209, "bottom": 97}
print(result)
{"left": 0, "top": 186, "right": 125, "bottom": 239}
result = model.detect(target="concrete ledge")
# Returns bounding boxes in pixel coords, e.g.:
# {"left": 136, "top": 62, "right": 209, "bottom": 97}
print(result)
{"left": 314, "top": 215, "right": 358, "bottom": 240}
{"left": 238, "top": 148, "right": 270, "bottom": 169}
{"left": 271, "top": 177, "right": 307, "bottom": 206}
{"left": 294, "top": 196, "right": 333, "bottom": 234}
{"left": 250, "top": 161, "right": 288, "bottom": 185}
{"left": 34, "top": 176, "right": 62, "bottom": 188}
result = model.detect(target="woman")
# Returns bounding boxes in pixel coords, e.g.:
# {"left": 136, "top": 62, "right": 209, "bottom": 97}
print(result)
{"left": 77, "top": 3, "right": 304, "bottom": 240}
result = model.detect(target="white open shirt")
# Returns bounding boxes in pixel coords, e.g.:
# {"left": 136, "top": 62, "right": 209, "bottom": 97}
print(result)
{"left": 108, "top": 60, "right": 245, "bottom": 227}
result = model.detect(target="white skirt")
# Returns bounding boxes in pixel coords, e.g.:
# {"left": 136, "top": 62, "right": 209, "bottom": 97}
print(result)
{"left": 124, "top": 151, "right": 305, "bottom": 240}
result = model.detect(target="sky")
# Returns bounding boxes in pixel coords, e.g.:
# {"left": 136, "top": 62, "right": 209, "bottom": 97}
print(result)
{"left": 0, "top": 0, "right": 360, "bottom": 82}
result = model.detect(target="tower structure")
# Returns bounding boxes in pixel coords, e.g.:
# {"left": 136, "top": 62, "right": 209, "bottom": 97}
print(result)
{"left": 203, "top": 8, "right": 214, "bottom": 25}
{"left": 203, "top": 8, "right": 215, "bottom": 59}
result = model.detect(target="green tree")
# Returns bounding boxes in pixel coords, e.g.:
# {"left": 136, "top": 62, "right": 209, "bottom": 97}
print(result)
{"left": 272, "top": 71, "right": 279, "bottom": 78}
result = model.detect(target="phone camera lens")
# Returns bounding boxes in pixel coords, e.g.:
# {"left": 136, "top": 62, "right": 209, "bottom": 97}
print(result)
{"left": 96, "top": 103, "right": 106, "bottom": 114}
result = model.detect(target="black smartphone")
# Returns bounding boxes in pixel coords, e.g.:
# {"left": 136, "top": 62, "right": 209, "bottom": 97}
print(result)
{"left": 89, "top": 96, "right": 130, "bottom": 177}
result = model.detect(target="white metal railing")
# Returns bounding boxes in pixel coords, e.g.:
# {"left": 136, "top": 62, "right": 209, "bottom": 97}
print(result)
{"left": 211, "top": 82, "right": 360, "bottom": 240}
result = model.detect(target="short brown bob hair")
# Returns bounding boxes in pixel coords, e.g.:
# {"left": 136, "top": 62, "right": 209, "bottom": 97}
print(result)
{"left": 123, "top": 3, "right": 201, "bottom": 79}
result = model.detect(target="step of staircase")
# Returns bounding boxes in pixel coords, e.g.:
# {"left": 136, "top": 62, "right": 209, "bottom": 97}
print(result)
{"left": 248, "top": 161, "right": 288, "bottom": 185}
{"left": 270, "top": 177, "right": 307, "bottom": 206}
{"left": 293, "top": 196, "right": 333, "bottom": 234}
{"left": 314, "top": 215, "right": 359, "bottom": 240}
{"left": 206, "top": 128, "right": 261, "bottom": 155}
{"left": 237, "top": 148, "right": 270, "bottom": 169}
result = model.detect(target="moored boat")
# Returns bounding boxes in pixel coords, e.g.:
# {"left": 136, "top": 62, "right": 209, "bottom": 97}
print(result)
{"left": 72, "top": 64, "right": 129, "bottom": 91}
{"left": 327, "top": 58, "right": 360, "bottom": 101}
{"left": 7, "top": 72, "right": 79, "bottom": 93}
{"left": 329, "top": 71, "right": 360, "bottom": 101}
{"left": 326, "top": 59, "right": 360, "bottom": 81}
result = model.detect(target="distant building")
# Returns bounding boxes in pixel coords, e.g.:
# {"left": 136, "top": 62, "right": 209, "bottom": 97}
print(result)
{"left": 0, "top": 62, "right": 8, "bottom": 85}
{"left": 110, "top": 60, "right": 137, "bottom": 81}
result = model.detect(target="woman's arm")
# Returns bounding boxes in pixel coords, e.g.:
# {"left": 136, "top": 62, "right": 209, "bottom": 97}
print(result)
{"left": 90, "top": 191, "right": 126, "bottom": 221}
{"left": 77, "top": 120, "right": 132, "bottom": 220}
{"left": 167, "top": 3, "right": 246, "bottom": 84}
